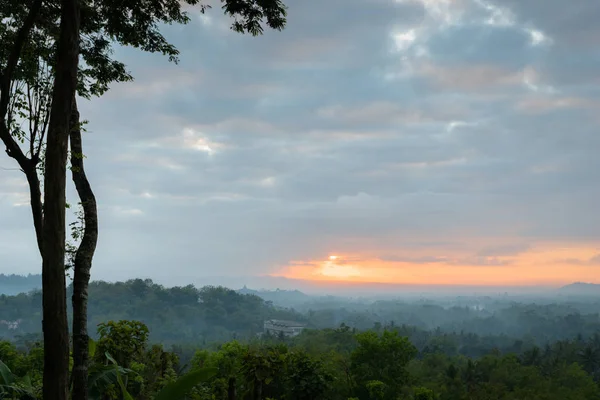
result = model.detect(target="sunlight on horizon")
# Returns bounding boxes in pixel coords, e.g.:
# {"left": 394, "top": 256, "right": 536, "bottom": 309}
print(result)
{"left": 275, "top": 241, "right": 600, "bottom": 286}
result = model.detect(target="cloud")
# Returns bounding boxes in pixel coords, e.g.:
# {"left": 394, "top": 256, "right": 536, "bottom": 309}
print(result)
{"left": 590, "top": 254, "right": 600, "bottom": 265}
{"left": 380, "top": 251, "right": 517, "bottom": 267}
{"left": 516, "top": 96, "right": 600, "bottom": 114}
{"left": 453, "top": 256, "right": 514, "bottom": 267}
{"left": 379, "top": 255, "right": 450, "bottom": 264}
{"left": 476, "top": 243, "right": 531, "bottom": 257}
{"left": 419, "top": 63, "right": 524, "bottom": 91}
{"left": 1, "top": 0, "right": 599, "bottom": 285}
{"left": 558, "top": 254, "right": 600, "bottom": 266}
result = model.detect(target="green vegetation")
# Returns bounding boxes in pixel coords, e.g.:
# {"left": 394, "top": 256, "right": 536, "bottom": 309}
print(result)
{"left": 0, "top": 280, "right": 304, "bottom": 343}
{"left": 1, "top": 318, "right": 600, "bottom": 399}
{"left": 2, "top": 279, "right": 600, "bottom": 348}
{"left": 0, "top": 279, "right": 599, "bottom": 398}
{"left": 0, "top": 0, "right": 596, "bottom": 397}
{"left": 1, "top": 0, "right": 288, "bottom": 397}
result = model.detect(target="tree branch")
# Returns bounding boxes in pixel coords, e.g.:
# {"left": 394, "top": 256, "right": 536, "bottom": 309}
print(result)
{"left": 0, "top": 0, "right": 44, "bottom": 167}
{"left": 0, "top": 0, "right": 44, "bottom": 118}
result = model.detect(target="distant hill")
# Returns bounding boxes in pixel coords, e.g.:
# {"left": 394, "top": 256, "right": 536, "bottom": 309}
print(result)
{"left": 559, "top": 282, "right": 600, "bottom": 296}
{"left": 236, "top": 286, "right": 311, "bottom": 307}
{"left": 0, "top": 274, "right": 41, "bottom": 295}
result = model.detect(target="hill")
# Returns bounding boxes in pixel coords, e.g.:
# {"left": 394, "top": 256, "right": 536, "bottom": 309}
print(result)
{"left": 559, "top": 282, "right": 600, "bottom": 296}
{"left": 1, "top": 277, "right": 600, "bottom": 346}
{"left": 0, "top": 274, "right": 41, "bottom": 295}
{"left": 0, "top": 278, "right": 305, "bottom": 343}
{"left": 236, "top": 286, "right": 311, "bottom": 307}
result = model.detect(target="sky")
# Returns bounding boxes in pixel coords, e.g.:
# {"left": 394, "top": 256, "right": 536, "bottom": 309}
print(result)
{"left": 1, "top": 0, "right": 600, "bottom": 287}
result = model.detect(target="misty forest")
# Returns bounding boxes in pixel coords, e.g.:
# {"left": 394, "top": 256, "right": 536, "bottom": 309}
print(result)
{"left": 0, "top": 276, "right": 600, "bottom": 399}
{"left": 1, "top": 0, "right": 600, "bottom": 400}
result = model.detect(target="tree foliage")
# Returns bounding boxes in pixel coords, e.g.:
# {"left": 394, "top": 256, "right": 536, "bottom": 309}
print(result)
{"left": 350, "top": 330, "right": 417, "bottom": 399}
{"left": 1, "top": 1, "right": 288, "bottom": 397}
{"left": 2, "top": 318, "right": 600, "bottom": 400}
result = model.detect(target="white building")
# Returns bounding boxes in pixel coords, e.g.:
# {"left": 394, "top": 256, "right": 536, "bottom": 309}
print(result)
{"left": 263, "top": 319, "right": 306, "bottom": 337}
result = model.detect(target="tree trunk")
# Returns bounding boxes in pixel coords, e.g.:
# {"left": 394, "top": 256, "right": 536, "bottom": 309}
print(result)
{"left": 0, "top": 0, "right": 44, "bottom": 254}
{"left": 42, "top": 0, "right": 80, "bottom": 399}
{"left": 253, "top": 381, "right": 262, "bottom": 400}
{"left": 227, "top": 376, "right": 236, "bottom": 400}
{"left": 25, "top": 166, "right": 44, "bottom": 254}
{"left": 69, "top": 95, "right": 97, "bottom": 400}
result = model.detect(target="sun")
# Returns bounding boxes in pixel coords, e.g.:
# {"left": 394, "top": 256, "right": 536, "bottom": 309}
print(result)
{"left": 320, "top": 255, "right": 361, "bottom": 279}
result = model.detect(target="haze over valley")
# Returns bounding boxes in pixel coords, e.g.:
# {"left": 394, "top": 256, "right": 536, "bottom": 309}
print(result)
{"left": 2, "top": 0, "right": 600, "bottom": 289}
{"left": 1, "top": 0, "right": 600, "bottom": 399}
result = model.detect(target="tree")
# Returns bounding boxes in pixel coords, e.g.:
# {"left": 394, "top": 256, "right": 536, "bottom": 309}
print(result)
{"left": 412, "top": 386, "right": 435, "bottom": 400}
{"left": 285, "top": 351, "right": 332, "bottom": 400}
{"left": 40, "top": 0, "right": 81, "bottom": 399}
{"left": 521, "top": 346, "right": 542, "bottom": 367}
{"left": 1, "top": 1, "right": 288, "bottom": 398}
{"left": 96, "top": 320, "right": 150, "bottom": 369}
{"left": 350, "top": 330, "right": 417, "bottom": 400}
{"left": 204, "top": 341, "right": 246, "bottom": 400}
{"left": 240, "top": 345, "right": 287, "bottom": 400}
{"left": 365, "top": 380, "right": 385, "bottom": 400}
{"left": 2, "top": 0, "right": 82, "bottom": 398}
{"left": 579, "top": 345, "right": 600, "bottom": 374}
{"left": 69, "top": 103, "right": 98, "bottom": 400}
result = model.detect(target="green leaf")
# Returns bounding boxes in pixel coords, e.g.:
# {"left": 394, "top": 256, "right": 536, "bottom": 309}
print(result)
{"left": 21, "top": 374, "right": 33, "bottom": 390}
{"left": 88, "top": 364, "right": 132, "bottom": 390}
{"left": 117, "top": 375, "right": 134, "bottom": 400}
{"left": 154, "top": 367, "right": 218, "bottom": 400}
{"left": 89, "top": 338, "right": 97, "bottom": 359}
{"left": 0, "top": 360, "right": 14, "bottom": 386}
{"left": 105, "top": 352, "right": 117, "bottom": 366}
{"left": 104, "top": 352, "right": 134, "bottom": 400}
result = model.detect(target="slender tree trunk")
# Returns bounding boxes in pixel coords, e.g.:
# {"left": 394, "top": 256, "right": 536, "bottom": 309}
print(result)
{"left": 0, "top": 0, "right": 44, "bottom": 254}
{"left": 42, "top": 0, "right": 80, "bottom": 398}
{"left": 25, "top": 166, "right": 44, "bottom": 254}
{"left": 227, "top": 376, "right": 236, "bottom": 400}
{"left": 69, "top": 95, "right": 97, "bottom": 400}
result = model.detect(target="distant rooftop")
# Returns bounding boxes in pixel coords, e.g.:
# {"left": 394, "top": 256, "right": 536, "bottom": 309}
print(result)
{"left": 265, "top": 319, "right": 306, "bottom": 328}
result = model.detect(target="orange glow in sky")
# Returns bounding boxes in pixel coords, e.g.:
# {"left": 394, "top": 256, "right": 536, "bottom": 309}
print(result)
{"left": 274, "top": 240, "right": 600, "bottom": 286}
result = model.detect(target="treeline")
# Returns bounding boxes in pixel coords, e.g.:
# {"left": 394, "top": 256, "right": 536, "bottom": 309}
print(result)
{"left": 0, "top": 279, "right": 304, "bottom": 343}
{"left": 303, "top": 298, "right": 600, "bottom": 343}
{"left": 0, "top": 274, "right": 41, "bottom": 296}
{"left": 2, "top": 279, "right": 600, "bottom": 347}
{"left": 1, "top": 320, "right": 599, "bottom": 399}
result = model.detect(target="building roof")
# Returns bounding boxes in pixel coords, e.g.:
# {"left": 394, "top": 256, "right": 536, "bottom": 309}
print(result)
{"left": 264, "top": 319, "right": 306, "bottom": 328}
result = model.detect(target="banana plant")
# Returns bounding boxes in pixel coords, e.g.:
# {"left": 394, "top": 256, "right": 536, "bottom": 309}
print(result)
{"left": 87, "top": 338, "right": 217, "bottom": 400}
{"left": 105, "top": 360, "right": 217, "bottom": 400}
{"left": 153, "top": 368, "right": 218, "bottom": 400}
{"left": 0, "top": 360, "right": 35, "bottom": 399}
{"left": 87, "top": 337, "right": 133, "bottom": 400}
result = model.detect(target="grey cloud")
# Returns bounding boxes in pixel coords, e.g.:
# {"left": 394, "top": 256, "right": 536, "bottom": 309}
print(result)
{"left": 379, "top": 253, "right": 514, "bottom": 267}
{"left": 1, "top": 0, "right": 599, "bottom": 281}
{"left": 486, "top": 0, "right": 600, "bottom": 47}
{"left": 379, "top": 255, "right": 449, "bottom": 264}
{"left": 424, "top": 25, "right": 536, "bottom": 70}
{"left": 481, "top": 0, "right": 600, "bottom": 87}
{"left": 590, "top": 254, "right": 600, "bottom": 265}
{"left": 557, "top": 254, "right": 600, "bottom": 266}
{"left": 476, "top": 243, "right": 530, "bottom": 257}
{"left": 453, "top": 256, "right": 513, "bottom": 267}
